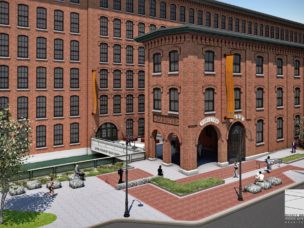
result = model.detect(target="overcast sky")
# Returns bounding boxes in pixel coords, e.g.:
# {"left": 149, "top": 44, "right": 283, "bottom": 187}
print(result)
{"left": 217, "top": 0, "right": 304, "bottom": 24}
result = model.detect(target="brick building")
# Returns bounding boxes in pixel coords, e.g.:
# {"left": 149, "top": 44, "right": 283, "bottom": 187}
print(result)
{"left": 0, "top": 0, "right": 303, "bottom": 166}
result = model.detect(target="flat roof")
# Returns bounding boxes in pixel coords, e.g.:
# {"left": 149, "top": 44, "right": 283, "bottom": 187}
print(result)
{"left": 135, "top": 24, "right": 304, "bottom": 50}
{"left": 194, "top": 0, "right": 304, "bottom": 28}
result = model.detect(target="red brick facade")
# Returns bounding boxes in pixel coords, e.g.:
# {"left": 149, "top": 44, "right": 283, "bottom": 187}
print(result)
{"left": 0, "top": 0, "right": 303, "bottom": 163}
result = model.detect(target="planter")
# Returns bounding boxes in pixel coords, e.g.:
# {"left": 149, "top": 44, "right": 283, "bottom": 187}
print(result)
{"left": 255, "top": 181, "right": 272, "bottom": 189}
{"left": 46, "top": 180, "right": 62, "bottom": 189}
{"left": 26, "top": 180, "right": 42, "bottom": 190}
{"left": 69, "top": 178, "right": 84, "bottom": 189}
{"left": 266, "top": 177, "right": 282, "bottom": 186}
{"left": 9, "top": 185, "right": 26, "bottom": 196}
{"left": 244, "top": 184, "right": 262, "bottom": 194}
{"left": 116, "top": 176, "right": 154, "bottom": 190}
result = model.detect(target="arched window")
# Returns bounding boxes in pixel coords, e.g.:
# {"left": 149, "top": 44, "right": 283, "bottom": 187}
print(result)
{"left": 153, "top": 53, "right": 161, "bottom": 73}
{"left": 256, "top": 56, "right": 263, "bottom": 75}
{"left": 0, "top": 1, "right": 9, "bottom": 25}
{"left": 0, "top": 96, "right": 8, "bottom": 110}
{"left": 18, "top": 35, "right": 28, "bottom": 58}
{"left": 54, "top": 39, "right": 63, "bottom": 60}
{"left": 54, "top": 124, "right": 63, "bottom": 146}
{"left": 36, "top": 67, "right": 47, "bottom": 89}
{"left": 138, "top": 71, "right": 145, "bottom": 89}
{"left": 276, "top": 88, "right": 283, "bottom": 107}
{"left": 36, "top": 125, "right": 46, "bottom": 148}
{"left": 138, "top": 47, "right": 145, "bottom": 65}
{"left": 138, "top": 94, "right": 145, "bottom": 113}
{"left": 294, "top": 88, "right": 301, "bottom": 106}
{"left": 169, "top": 51, "right": 179, "bottom": 72}
{"left": 149, "top": 24, "right": 156, "bottom": 32}
{"left": 113, "top": 95, "right": 121, "bottom": 113}
{"left": 169, "top": 88, "right": 179, "bottom": 112}
{"left": 277, "top": 117, "right": 283, "bottom": 140}
{"left": 70, "top": 95, "right": 79, "bottom": 116}
{"left": 54, "top": 96, "right": 63, "bottom": 117}
{"left": 54, "top": 67, "right": 63, "bottom": 89}
{"left": 113, "top": 44, "right": 121, "bottom": 63}
{"left": 0, "top": 33, "right": 9, "bottom": 57}
{"left": 189, "top": 8, "right": 194, "bottom": 24}
{"left": 100, "top": 95, "right": 108, "bottom": 115}
{"left": 138, "top": 23, "right": 145, "bottom": 36}
{"left": 277, "top": 58, "right": 283, "bottom": 76}
{"left": 126, "top": 45, "right": 133, "bottom": 64}
{"left": 126, "top": 119, "right": 134, "bottom": 137}
{"left": 0, "top": 65, "right": 9, "bottom": 89}
{"left": 113, "top": 70, "right": 121, "bottom": 88}
{"left": 70, "top": 40, "right": 79, "bottom": 61}
{"left": 126, "top": 21, "right": 133, "bottom": 39}
{"left": 205, "top": 88, "right": 214, "bottom": 112}
{"left": 256, "top": 88, "right": 264, "bottom": 109}
{"left": 17, "top": 66, "right": 28, "bottom": 89}
{"left": 256, "top": 120, "right": 264, "bottom": 144}
{"left": 36, "top": 96, "right": 46, "bottom": 118}
{"left": 160, "top": 2, "right": 166, "bottom": 19}
{"left": 113, "top": 19, "right": 121, "bottom": 37}
{"left": 70, "top": 123, "right": 79, "bottom": 144}
{"left": 138, "top": 118, "right": 144, "bottom": 137}
{"left": 205, "top": 51, "right": 215, "bottom": 72}
{"left": 126, "top": 95, "right": 133, "bottom": 113}
{"left": 233, "top": 54, "right": 241, "bottom": 73}
{"left": 17, "top": 96, "right": 28, "bottom": 119}
{"left": 100, "top": 16, "right": 108, "bottom": 36}
{"left": 70, "top": 68, "right": 79, "bottom": 89}
{"left": 294, "top": 115, "right": 301, "bottom": 138}
{"left": 36, "top": 7, "right": 47, "bottom": 29}
{"left": 18, "top": 4, "right": 29, "bottom": 27}
{"left": 100, "top": 43, "right": 108, "bottom": 63}
{"left": 54, "top": 9, "right": 64, "bottom": 31}
{"left": 126, "top": 70, "right": 133, "bottom": 89}
{"left": 234, "top": 88, "right": 241, "bottom": 110}
{"left": 179, "top": 6, "right": 185, "bottom": 22}
{"left": 170, "top": 4, "right": 176, "bottom": 21}
{"left": 96, "top": 123, "right": 118, "bottom": 140}
{"left": 100, "top": 69, "right": 108, "bottom": 89}
{"left": 294, "top": 60, "right": 300, "bottom": 77}
{"left": 36, "top": 37, "right": 47, "bottom": 59}
{"left": 153, "top": 88, "right": 161, "bottom": 111}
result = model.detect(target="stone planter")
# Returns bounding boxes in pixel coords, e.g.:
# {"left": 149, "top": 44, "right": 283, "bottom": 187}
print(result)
{"left": 256, "top": 181, "right": 272, "bottom": 189}
{"left": 46, "top": 180, "right": 62, "bottom": 189}
{"left": 69, "top": 178, "right": 84, "bottom": 189}
{"left": 26, "top": 180, "right": 42, "bottom": 190}
{"left": 266, "top": 177, "right": 282, "bottom": 186}
{"left": 116, "top": 176, "right": 154, "bottom": 190}
{"left": 244, "top": 184, "right": 262, "bottom": 194}
{"left": 9, "top": 185, "right": 26, "bottom": 196}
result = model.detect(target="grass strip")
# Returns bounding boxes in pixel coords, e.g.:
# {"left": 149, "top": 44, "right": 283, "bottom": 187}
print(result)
{"left": 151, "top": 177, "right": 224, "bottom": 196}
{"left": 282, "top": 153, "right": 304, "bottom": 163}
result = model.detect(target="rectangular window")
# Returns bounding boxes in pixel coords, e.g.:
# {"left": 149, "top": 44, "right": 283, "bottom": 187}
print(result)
{"left": 248, "top": 21, "right": 252, "bottom": 34}
{"left": 0, "top": 33, "right": 9, "bottom": 57}
{"left": 254, "top": 23, "right": 258, "bottom": 35}
{"left": 36, "top": 96, "right": 46, "bottom": 118}
{"left": 228, "top": 17, "right": 233, "bottom": 31}
{"left": 100, "top": 0, "right": 108, "bottom": 8}
{"left": 126, "top": 119, "right": 133, "bottom": 137}
{"left": 138, "top": 47, "right": 145, "bottom": 65}
{"left": 126, "top": 0, "right": 134, "bottom": 13}
{"left": 138, "top": 0, "right": 145, "bottom": 15}
{"left": 160, "top": 2, "right": 166, "bottom": 19}
{"left": 100, "top": 43, "right": 108, "bottom": 63}
{"left": 221, "top": 15, "right": 226, "bottom": 29}
{"left": 126, "top": 46, "right": 134, "bottom": 64}
{"left": 126, "top": 21, "right": 134, "bottom": 39}
{"left": 170, "top": 4, "right": 176, "bottom": 21}
{"left": 277, "top": 118, "right": 283, "bottom": 139}
{"left": 113, "top": 45, "right": 121, "bottom": 63}
{"left": 36, "top": 37, "right": 47, "bottom": 59}
{"left": 213, "top": 14, "right": 218, "bottom": 28}
{"left": 54, "top": 96, "right": 63, "bottom": 117}
{"left": 0, "top": 97, "right": 8, "bottom": 110}
{"left": 205, "top": 12, "right": 211, "bottom": 27}
{"left": 36, "top": 7, "right": 47, "bottom": 29}
{"left": 18, "top": 4, "right": 29, "bottom": 27}
{"left": 198, "top": 11, "right": 203, "bottom": 25}
{"left": 113, "top": 95, "right": 121, "bottom": 113}
{"left": 99, "top": 69, "right": 108, "bottom": 89}
{"left": 113, "top": 19, "right": 121, "bottom": 38}
{"left": 169, "top": 89, "right": 178, "bottom": 112}
{"left": 138, "top": 71, "right": 145, "bottom": 89}
{"left": 70, "top": 68, "right": 79, "bottom": 89}
{"left": 189, "top": 8, "right": 194, "bottom": 24}
{"left": 70, "top": 12, "right": 79, "bottom": 33}
{"left": 126, "top": 71, "right": 134, "bottom": 89}
{"left": 150, "top": 0, "right": 156, "bottom": 17}
{"left": 54, "top": 10, "right": 64, "bottom": 31}
{"left": 36, "top": 67, "right": 47, "bottom": 89}
{"left": 70, "top": 0, "right": 80, "bottom": 4}
{"left": 138, "top": 118, "right": 144, "bottom": 137}
{"left": 0, "top": 1, "right": 9, "bottom": 25}
{"left": 126, "top": 95, "right": 133, "bottom": 113}
{"left": 36, "top": 125, "right": 46, "bottom": 148}
{"left": 100, "top": 95, "right": 108, "bottom": 114}
{"left": 234, "top": 88, "right": 241, "bottom": 110}
{"left": 179, "top": 6, "right": 185, "bottom": 22}
{"left": 241, "top": 20, "right": 246, "bottom": 33}
{"left": 256, "top": 121, "right": 263, "bottom": 143}
{"left": 54, "top": 124, "right": 63, "bottom": 146}
{"left": 17, "top": 96, "right": 28, "bottom": 119}
{"left": 17, "top": 35, "right": 28, "bottom": 58}
{"left": 260, "top": 24, "right": 264, "bottom": 36}
{"left": 138, "top": 95, "right": 145, "bottom": 112}
{"left": 54, "top": 39, "right": 64, "bottom": 60}
{"left": 17, "top": 66, "right": 28, "bottom": 89}
{"left": 235, "top": 18, "right": 239, "bottom": 32}
{"left": 70, "top": 40, "right": 79, "bottom": 61}
{"left": 113, "top": 0, "right": 121, "bottom": 11}
{"left": 0, "top": 65, "right": 9, "bottom": 89}
{"left": 70, "top": 123, "right": 79, "bottom": 144}
{"left": 70, "top": 96, "right": 79, "bottom": 116}
{"left": 100, "top": 17, "right": 108, "bottom": 36}
{"left": 54, "top": 67, "right": 64, "bottom": 89}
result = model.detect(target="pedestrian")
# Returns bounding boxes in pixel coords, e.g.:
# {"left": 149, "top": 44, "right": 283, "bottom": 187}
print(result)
{"left": 48, "top": 177, "right": 55, "bottom": 196}
{"left": 118, "top": 168, "right": 123, "bottom": 184}
{"left": 265, "top": 156, "right": 272, "bottom": 173}
{"left": 292, "top": 140, "right": 297, "bottom": 153}
{"left": 233, "top": 161, "right": 238, "bottom": 178}
{"left": 254, "top": 171, "right": 264, "bottom": 184}
{"left": 158, "top": 165, "right": 163, "bottom": 176}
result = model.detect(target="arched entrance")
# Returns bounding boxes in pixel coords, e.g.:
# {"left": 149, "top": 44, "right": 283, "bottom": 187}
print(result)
{"left": 96, "top": 123, "right": 118, "bottom": 141}
{"left": 152, "top": 130, "right": 164, "bottom": 160}
{"left": 169, "top": 134, "right": 180, "bottom": 165}
{"left": 197, "top": 125, "right": 218, "bottom": 166}
{"left": 228, "top": 122, "right": 245, "bottom": 163}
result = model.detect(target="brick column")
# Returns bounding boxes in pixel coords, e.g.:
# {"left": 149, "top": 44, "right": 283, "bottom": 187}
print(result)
{"left": 162, "top": 140, "right": 171, "bottom": 164}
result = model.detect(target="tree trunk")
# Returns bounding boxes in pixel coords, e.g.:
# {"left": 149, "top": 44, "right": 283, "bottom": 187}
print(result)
{"left": 0, "top": 191, "right": 8, "bottom": 224}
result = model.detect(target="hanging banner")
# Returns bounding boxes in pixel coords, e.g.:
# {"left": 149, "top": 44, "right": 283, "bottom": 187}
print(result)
{"left": 225, "top": 55, "right": 235, "bottom": 119}
{"left": 92, "top": 70, "right": 98, "bottom": 115}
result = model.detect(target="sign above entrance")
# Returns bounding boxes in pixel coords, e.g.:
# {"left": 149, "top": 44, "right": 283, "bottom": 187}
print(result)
{"left": 199, "top": 117, "right": 220, "bottom": 127}
{"left": 234, "top": 114, "right": 245, "bottom": 122}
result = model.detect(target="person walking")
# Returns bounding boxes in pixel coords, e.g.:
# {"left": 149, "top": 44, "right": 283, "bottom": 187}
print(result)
{"left": 292, "top": 140, "right": 297, "bottom": 153}
{"left": 233, "top": 161, "right": 238, "bottom": 178}
{"left": 265, "top": 156, "right": 272, "bottom": 173}
{"left": 48, "top": 177, "right": 55, "bottom": 196}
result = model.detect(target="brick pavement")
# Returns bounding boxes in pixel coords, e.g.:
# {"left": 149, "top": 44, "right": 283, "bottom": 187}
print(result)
{"left": 128, "top": 165, "right": 304, "bottom": 221}
{"left": 177, "top": 160, "right": 266, "bottom": 184}
{"left": 97, "top": 168, "right": 153, "bottom": 188}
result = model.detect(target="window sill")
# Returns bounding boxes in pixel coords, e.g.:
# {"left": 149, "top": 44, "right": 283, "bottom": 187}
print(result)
{"left": 126, "top": 88, "right": 134, "bottom": 90}
{"left": 126, "top": 63, "right": 135, "bottom": 66}
{"left": 294, "top": 76, "right": 301, "bottom": 79}
{"left": 53, "top": 59, "right": 65, "bottom": 62}
{"left": 36, "top": 89, "right": 47, "bottom": 91}
{"left": 277, "top": 106, "right": 284, "bottom": 109}
{"left": 233, "top": 73, "right": 242, "bottom": 76}
{"left": 204, "top": 71, "right": 216, "bottom": 76}
{"left": 277, "top": 138, "right": 284, "bottom": 142}
{"left": 235, "top": 109, "right": 242, "bottom": 113}
{"left": 70, "top": 60, "right": 80, "bottom": 63}
{"left": 152, "top": 110, "right": 161, "bottom": 113}
{"left": 0, "top": 56, "right": 10, "bottom": 60}
{"left": 126, "top": 112, "right": 134, "bottom": 115}
{"left": 294, "top": 105, "right": 301, "bottom": 108}
{"left": 53, "top": 145, "right": 64, "bottom": 148}
{"left": 113, "top": 113, "right": 122, "bottom": 116}
{"left": 17, "top": 58, "right": 30, "bottom": 61}
{"left": 54, "top": 30, "right": 65, "bottom": 34}
{"left": 113, "top": 37, "right": 122, "bottom": 40}
{"left": 152, "top": 72, "right": 162, "bottom": 76}
{"left": 138, "top": 64, "right": 145, "bottom": 67}
{"left": 256, "top": 108, "right": 264, "bottom": 111}
{"left": 168, "top": 111, "right": 179, "bottom": 115}
{"left": 16, "top": 89, "right": 29, "bottom": 91}
{"left": 54, "top": 117, "right": 64, "bottom": 120}
{"left": 168, "top": 71, "right": 179, "bottom": 75}
{"left": 36, "top": 147, "right": 47, "bottom": 150}
{"left": 70, "top": 116, "right": 80, "bottom": 118}
{"left": 113, "top": 88, "right": 122, "bottom": 91}
{"left": 138, "top": 112, "right": 145, "bottom": 114}
{"left": 70, "top": 32, "right": 80, "bottom": 36}
{"left": 138, "top": 87, "right": 145, "bottom": 90}
{"left": 99, "top": 114, "right": 109, "bottom": 117}
{"left": 0, "top": 89, "right": 10, "bottom": 91}
{"left": 113, "top": 63, "right": 122, "bottom": 65}
{"left": 99, "top": 88, "right": 108, "bottom": 91}
{"left": 70, "top": 143, "right": 80, "bottom": 146}
{"left": 100, "top": 35, "right": 109, "bottom": 38}
{"left": 0, "top": 24, "right": 10, "bottom": 28}
{"left": 276, "top": 75, "right": 284, "bottom": 78}
{"left": 256, "top": 142, "right": 265, "bottom": 147}
{"left": 36, "top": 118, "right": 48, "bottom": 121}
{"left": 36, "top": 58, "right": 48, "bottom": 62}
{"left": 36, "top": 28, "right": 48, "bottom": 32}
{"left": 54, "top": 89, "right": 64, "bottom": 91}
{"left": 256, "top": 74, "right": 264, "bottom": 77}
{"left": 204, "top": 111, "right": 216, "bottom": 115}
{"left": 17, "top": 26, "right": 30, "bottom": 30}
{"left": 126, "top": 38, "right": 134, "bottom": 41}
{"left": 99, "top": 62, "right": 108, "bottom": 64}
{"left": 70, "top": 88, "right": 80, "bottom": 91}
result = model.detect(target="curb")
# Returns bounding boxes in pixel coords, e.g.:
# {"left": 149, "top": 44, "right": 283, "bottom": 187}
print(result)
{"left": 91, "top": 180, "right": 304, "bottom": 227}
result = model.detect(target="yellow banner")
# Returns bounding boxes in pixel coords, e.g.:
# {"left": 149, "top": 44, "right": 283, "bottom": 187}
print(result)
{"left": 92, "top": 70, "right": 97, "bottom": 115}
{"left": 225, "top": 55, "right": 235, "bottom": 119}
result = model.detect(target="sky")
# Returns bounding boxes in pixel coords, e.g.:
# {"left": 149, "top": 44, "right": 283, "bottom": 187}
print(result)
{"left": 217, "top": 0, "right": 304, "bottom": 24}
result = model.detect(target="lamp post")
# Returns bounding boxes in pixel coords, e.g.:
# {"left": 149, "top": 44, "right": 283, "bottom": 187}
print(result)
{"left": 238, "top": 130, "right": 244, "bottom": 201}
{"left": 124, "top": 138, "right": 130, "bottom": 217}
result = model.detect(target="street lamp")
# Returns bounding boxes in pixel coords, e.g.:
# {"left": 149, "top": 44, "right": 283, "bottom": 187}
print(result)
{"left": 124, "top": 137, "right": 130, "bottom": 217}
{"left": 237, "top": 130, "right": 244, "bottom": 201}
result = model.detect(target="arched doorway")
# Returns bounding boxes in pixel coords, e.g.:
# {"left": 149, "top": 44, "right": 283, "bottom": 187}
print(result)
{"left": 96, "top": 123, "right": 118, "bottom": 141}
{"left": 228, "top": 122, "right": 245, "bottom": 163}
{"left": 152, "top": 130, "right": 164, "bottom": 160}
{"left": 197, "top": 125, "right": 218, "bottom": 166}
{"left": 169, "top": 134, "right": 180, "bottom": 165}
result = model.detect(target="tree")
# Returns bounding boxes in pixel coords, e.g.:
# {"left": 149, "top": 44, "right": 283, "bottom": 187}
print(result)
{"left": 0, "top": 110, "right": 31, "bottom": 224}
{"left": 296, "top": 116, "right": 304, "bottom": 148}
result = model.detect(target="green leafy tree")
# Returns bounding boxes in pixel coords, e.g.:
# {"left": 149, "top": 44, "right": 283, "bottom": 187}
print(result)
{"left": 0, "top": 110, "right": 31, "bottom": 224}
{"left": 297, "top": 116, "right": 304, "bottom": 147}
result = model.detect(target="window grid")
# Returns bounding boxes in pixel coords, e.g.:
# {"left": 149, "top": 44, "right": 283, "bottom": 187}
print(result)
{"left": 138, "top": 23, "right": 145, "bottom": 36}
{"left": 294, "top": 115, "right": 301, "bottom": 137}
{"left": 150, "top": 0, "right": 156, "bottom": 17}
{"left": 205, "top": 88, "right": 214, "bottom": 112}
{"left": 113, "top": 70, "right": 121, "bottom": 88}
{"left": 214, "top": 14, "right": 219, "bottom": 28}
{"left": 126, "top": 46, "right": 134, "bottom": 64}
{"left": 126, "top": 21, "right": 134, "bottom": 39}
{"left": 18, "top": 4, "right": 29, "bottom": 27}
{"left": 138, "top": 71, "right": 145, "bottom": 89}
{"left": 99, "top": 69, "right": 108, "bottom": 89}
{"left": 113, "top": 19, "right": 121, "bottom": 37}
{"left": 169, "top": 51, "right": 179, "bottom": 72}
{"left": 70, "top": 95, "right": 79, "bottom": 116}
{"left": 276, "top": 88, "right": 283, "bottom": 107}
{"left": 0, "top": 1, "right": 9, "bottom": 25}
{"left": 197, "top": 11, "right": 203, "bottom": 25}
{"left": 256, "top": 88, "right": 263, "bottom": 109}
{"left": 113, "top": 44, "right": 121, "bottom": 63}
{"left": 256, "top": 56, "right": 263, "bottom": 74}
{"left": 70, "top": 123, "right": 79, "bottom": 144}
{"left": 138, "top": 94, "right": 145, "bottom": 112}
{"left": 17, "top": 96, "right": 28, "bottom": 119}
{"left": 277, "top": 118, "right": 283, "bottom": 139}
{"left": 0, "top": 33, "right": 9, "bottom": 57}
{"left": 54, "top": 96, "right": 63, "bottom": 117}
{"left": 205, "top": 51, "right": 215, "bottom": 72}
{"left": 113, "top": 0, "right": 121, "bottom": 10}
{"left": 36, "top": 125, "right": 46, "bottom": 148}
{"left": 100, "top": 43, "right": 108, "bottom": 62}
{"left": 126, "top": 70, "right": 134, "bottom": 89}
{"left": 36, "top": 7, "right": 47, "bottom": 29}
{"left": 54, "top": 39, "right": 64, "bottom": 60}
{"left": 36, "top": 67, "right": 47, "bottom": 89}
{"left": 234, "top": 88, "right": 241, "bottom": 110}
{"left": 54, "top": 67, "right": 64, "bottom": 89}
{"left": 18, "top": 35, "right": 28, "bottom": 58}
{"left": 138, "top": 47, "right": 145, "bottom": 65}
{"left": 36, "top": 96, "right": 46, "bottom": 118}
{"left": 138, "top": 0, "right": 145, "bottom": 15}
{"left": 233, "top": 54, "right": 241, "bottom": 73}
{"left": 100, "top": 0, "right": 108, "bottom": 8}
{"left": 160, "top": 2, "right": 166, "bottom": 19}
{"left": 126, "top": 95, "right": 133, "bottom": 113}
{"left": 54, "top": 10, "right": 64, "bottom": 31}
{"left": 0, "top": 65, "right": 8, "bottom": 89}
{"left": 153, "top": 53, "right": 161, "bottom": 73}
{"left": 70, "top": 68, "right": 79, "bottom": 89}
{"left": 54, "top": 124, "right": 63, "bottom": 146}
{"left": 100, "top": 17, "right": 108, "bottom": 36}
{"left": 189, "top": 8, "right": 194, "bottom": 24}
{"left": 294, "top": 60, "right": 300, "bottom": 76}
{"left": 221, "top": 15, "right": 226, "bottom": 29}
{"left": 179, "top": 6, "right": 185, "bottom": 22}
{"left": 126, "top": 0, "right": 134, "bottom": 13}
{"left": 256, "top": 120, "right": 264, "bottom": 143}
{"left": 36, "top": 37, "right": 47, "bottom": 59}
{"left": 17, "top": 66, "right": 28, "bottom": 89}
{"left": 126, "top": 119, "right": 133, "bottom": 137}
{"left": 113, "top": 95, "right": 121, "bottom": 113}
{"left": 100, "top": 95, "right": 108, "bottom": 114}
{"left": 169, "top": 89, "right": 178, "bottom": 112}
{"left": 153, "top": 88, "right": 161, "bottom": 110}
{"left": 170, "top": 4, "right": 176, "bottom": 21}
{"left": 0, "top": 96, "right": 8, "bottom": 110}
{"left": 277, "top": 58, "right": 283, "bottom": 75}
{"left": 70, "top": 40, "right": 79, "bottom": 61}
{"left": 295, "top": 88, "right": 300, "bottom": 106}
{"left": 138, "top": 118, "right": 144, "bottom": 137}
{"left": 70, "top": 12, "right": 79, "bottom": 33}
